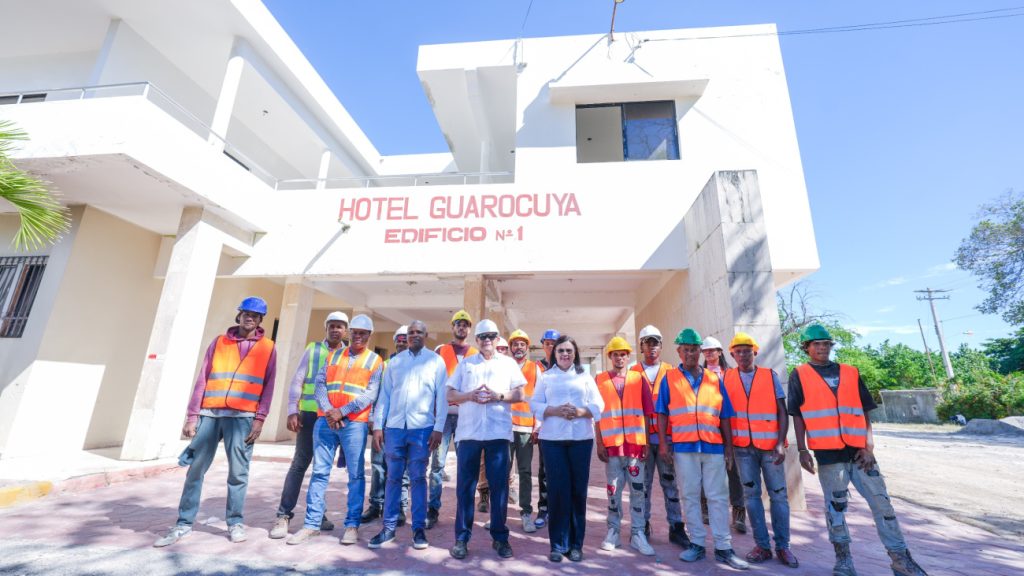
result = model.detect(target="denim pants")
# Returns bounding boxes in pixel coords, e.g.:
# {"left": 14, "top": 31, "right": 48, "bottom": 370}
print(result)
{"left": 541, "top": 439, "right": 592, "bottom": 554}
{"left": 428, "top": 413, "right": 458, "bottom": 510}
{"left": 818, "top": 460, "right": 908, "bottom": 552}
{"left": 382, "top": 427, "right": 431, "bottom": 531}
{"left": 605, "top": 455, "right": 646, "bottom": 535}
{"left": 675, "top": 452, "right": 732, "bottom": 551}
{"left": 303, "top": 417, "right": 368, "bottom": 529}
{"left": 454, "top": 439, "right": 511, "bottom": 544}
{"left": 644, "top": 442, "right": 682, "bottom": 525}
{"left": 735, "top": 446, "right": 791, "bottom": 550}
{"left": 275, "top": 411, "right": 324, "bottom": 519}
{"left": 510, "top": 431, "right": 534, "bottom": 514}
{"left": 175, "top": 416, "right": 253, "bottom": 527}
{"left": 369, "top": 432, "right": 409, "bottom": 511}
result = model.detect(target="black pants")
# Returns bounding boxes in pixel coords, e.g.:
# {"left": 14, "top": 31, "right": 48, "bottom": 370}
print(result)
{"left": 276, "top": 411, "right": 323, "bottom": 518}
{"left": 541, "top": 439, "right": 592, "bottom": 553}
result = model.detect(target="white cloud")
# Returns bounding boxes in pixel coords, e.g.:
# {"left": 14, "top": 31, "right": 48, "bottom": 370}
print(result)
{"left": 925, "top": 262, "right": 958, "bottom": 276}
{"left": 876, "top": 306, "right": 896, "bottom": 314}
{"left": 865, "top": 276, "right": 907, "bottom": 290}
{"left": 850, "top": 324, "right": 919, "bottom": 336}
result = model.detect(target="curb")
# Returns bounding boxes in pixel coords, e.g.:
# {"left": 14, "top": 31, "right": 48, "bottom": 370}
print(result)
{"left": 0, "top": 481, "right": 53, "bottom": 508}
{"left": 0, "top": 461, "right": 181, "bottom": 509}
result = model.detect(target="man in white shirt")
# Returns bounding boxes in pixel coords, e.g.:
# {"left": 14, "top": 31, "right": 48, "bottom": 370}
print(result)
{"left": 445, "top": 319, "right": 527, "bottom": 561}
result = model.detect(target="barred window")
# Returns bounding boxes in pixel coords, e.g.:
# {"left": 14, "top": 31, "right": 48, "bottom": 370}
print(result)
{"left": 0, "top": 256, "right": 48, "bottom": 338}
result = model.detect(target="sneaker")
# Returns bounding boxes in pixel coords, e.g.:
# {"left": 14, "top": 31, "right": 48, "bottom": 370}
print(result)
{"left": 669, "top": 522, "right": 691, "bottom": 548}
{"left": 600, "top": 527, "right": 620, "bottom": 551}
{"left": 680, "top": 543, "right": 706, "bottom": 563}
{"left": 732, "top": 506, "right": 747, "bottom": 534}
{"left": 367, "top": 528, "right": 396, "bottom": 549}
{"left": 269, "top": 516, "right": 290, "bottom": 540}
{"left": 534, "top": 511, "right": 548, "bottom": 528}
{"left": 286, "top": 527, "right": 319, "bottom": 545}
{"left": 412, "top": 528, "right": 429, "bottom": 550}
{"left": 888, "top": 549, "right": 927, "bottom": 576}
{"left": 492, "top": 539, "right": 513, "bottom": 558}
{"left": 450, "top": 539, "right": 468, "bottom": 560}
{"left": 340, "top": 527, "right": 359, "bottom": 545}
{"left": 320, "top": 515, "right": 335, "bottom": 531}
{"left": 715, "top": 548, "right": 750, "bottom": 570}
{"left": 360, "top": 506, "right": 382, "bottom": 524}
{"left": 776, "top": 547, "right": 799, "bottom": 568}
{"left": 549, "top": 550, "right": 563, "bottom": 562}
{"left": 630, "top": 532, "right": 655, "bottom": 556}
{"left": 228, "top": 524, "right": 247, "bottom": 543}
{"left": 153, "top": 525, "right": 192, "bottom": 547}
{"left": 746, "top": 545, "right": 772, "bottom": 563}
{"left": 426, "top": 507, "right": 439, "bottom": 530}
{"left": 521, "top": 512, "right": 537, "bottom": 533}
{"left": 567, "top": 548, "right": 583, "bottom": 562}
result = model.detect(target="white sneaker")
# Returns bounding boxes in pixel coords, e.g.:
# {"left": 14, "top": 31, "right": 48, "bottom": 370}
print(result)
{"left": 229, "top": 523, "right": 247, "bottom": 543}
{"left": 630, "top": 532, "right": 655, "bottom": 556}
{"left": 153, "top": 525, "right": 192, "bottom": 547}
{"left": 600, "top": 527, "right": 620, "bottom": 551}
{"left": 521, "top": 513, "right": 537, "bottom": 533}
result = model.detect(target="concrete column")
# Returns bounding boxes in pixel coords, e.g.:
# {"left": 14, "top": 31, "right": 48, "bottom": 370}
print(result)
{"left": 87, "top": 19, "right": 121, "bottom": 87}
{"left": 120, "top": 208, "right": 223, "bottom": 461}
{"left": 208, "top": 43, "right": 245, "bottom": 150}
{"left": 316, "top": 150, "right": 331, "bottom": 190}
{"left": 463, "top": 275, "right": 486, "bottom": 327}
{"left": 263, "top": 277, "right": 314, "bottom": 441}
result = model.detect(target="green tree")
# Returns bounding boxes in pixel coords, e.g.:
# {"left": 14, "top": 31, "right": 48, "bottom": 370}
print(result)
{"left": 835, "top": 345, "right": 886, "bottom": 400}
{"left": 873, "top": 340, "right": 939, "bottom": 389}
{"left": 777, "top": 280, "right": 856, "bottom": 371}
{"left": 0, "top": 120, "right": 69, "bottom": 250}
{"left": 982, "top": 327, "right": 1024, "bottom": 375}
{"left": 954, "top": 190, "right": 1024, "bottom": 325}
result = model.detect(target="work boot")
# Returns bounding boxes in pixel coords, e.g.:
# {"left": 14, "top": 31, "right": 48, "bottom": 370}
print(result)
{"left": 776, "top": 547, "right": 799, "bottom": 568}
{"left": 426, "top": 507, "right": 440, "bottom": 530}
{"left": 745, "top": 545, "right": 772, "bottom": 563}
{"left": 478, "top": 490, "right": 489, "bottom": 513}
{"left": 320, "top": 515, "right": 335, "bottom": 531}
{"left": 340, "top": 527, "right": 359, "bottom": 545}
{"left": 732, "top": 506, "right": 747, "bottom": 534}
{"left": 833, "top": 542, "right": 858, "bottom": 576}
{"left": 888, "top": 549, "right": 928, "bottom": 576}
{"left": 669, "top": 521, "right": 690, "bottom": 548}
{"left": 680, "top": 543, "right": 706, "bottom": 562}
{"left": 360, "top": 506, "right": 381, "bottom": 523}
{"left": 715, "top": 548, "right": 750, "bottom": 570}
{"left": 269, "top": 516, "right": 290, "bottom": 539}
{"left": 450, "top": 539, "right": 468, "bottom": 560}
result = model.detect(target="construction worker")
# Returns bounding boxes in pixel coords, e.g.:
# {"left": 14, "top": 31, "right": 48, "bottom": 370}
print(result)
{"left": 287, "top": 314, "right": 382, "bottom": 546}
{"left": 363, "top": 325, "right": 410, "bottom": 525}
{"left": 630, "top": 325, "right": 688, "bottom": 548}
{"left": 701, "top": 336, "right": 747, "bottom": 534}
{"left": 446, "top": 319, "right": 527, "bottom": 560}
{"left": 269, "top": 311, "right": 347, "bottom": 539}
{"left": 496, "top": 336, "right": 511, "bottom": 357}
{"left": 723, "top": 332, "right": 798, "bottom": 567}
{"left": 508, "top": 329, "right": 543, "bottom": 533}
{"left": 533, "top": 327, "right": 560, "bottom": 528}
{"left": 656, "top": 328, "right": 749, "bottom": 570}
{"left": 154, "top": 297, "right": 276, "bottom": 547}
{"left": 427, "top": 310, "right": 478, "bottom": 529}
{"left": 368, "top": 321, "right": 448, "bottom": 551}
{"left": 595, "top": 336, "right": 656, "bottom": 556}
{"left": 539, "top": 328, "right": 560, "bottom": 370}
{"left": 789, "top": 325, "right": 928, "bottom": 576}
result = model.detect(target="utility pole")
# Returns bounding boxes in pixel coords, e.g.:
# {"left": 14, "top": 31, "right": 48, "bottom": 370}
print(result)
{"left": 917, "top": 318, "right": 937, "bottom": 382}
{"left": 915, "top": 288, "right": 955, "bottom": 381}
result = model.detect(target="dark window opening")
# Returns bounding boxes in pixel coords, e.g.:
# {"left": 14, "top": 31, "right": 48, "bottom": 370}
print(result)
{"left": 0, "top": 256, "right": 48, "bottom": 338}
{"left": 576, "top": 101, "right": 679, "bottom": 163}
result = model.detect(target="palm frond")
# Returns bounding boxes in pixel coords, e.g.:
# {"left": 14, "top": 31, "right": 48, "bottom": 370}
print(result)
{"left": 0, "top": 119, "right": 71, "bottom": 250}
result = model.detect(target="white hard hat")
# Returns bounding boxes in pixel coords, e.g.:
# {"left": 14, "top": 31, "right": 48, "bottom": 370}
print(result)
{"left": 325, "top": 311, "right": 349, "bottom": 327}
{"left": 496, "top": 337, "right": 509, "bottom": 348}
{"left": 638, "top": 325, "right": 662, "bottom": 341}
{"left": 394, "top": 325, "right": 408, "bottom": 341}
{"left": 475, "top": 319, "right": 499, "bottom": 336}
{"left": 701, "top": 336, "right": 723, "bottom": 351}
{"left": 350, "top": 314, "right": 374, "bottom": 332}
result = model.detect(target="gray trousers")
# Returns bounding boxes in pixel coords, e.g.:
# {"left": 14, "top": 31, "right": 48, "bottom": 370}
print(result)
{"left": 818, "top": 461, "right": 908, "bottom": 552}
{"left": 605, "top": 455, "right": 646, "bottom": 535}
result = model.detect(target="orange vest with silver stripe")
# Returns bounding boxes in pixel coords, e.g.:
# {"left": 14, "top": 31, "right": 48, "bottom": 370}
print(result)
{"left": 596, "top": 370, "right": 648, "bottom": 447}
{"left": 319, "top": 347, "right": 382, "bottom": 422}
{"left": 630, "top": 361, "right": 671, "bottom": 436}
{"left": 437, "top": 343, "right": 479, "bottom": 377}
{"left": 666, "top": 368, "right": 724, "bottom": 444}
{"left": 202, "top": 336, "right": 274, "bottom": 413}
{"left": 724, "top": 367, "right": 781, "bottom": 450}
{"left": 511, "top": 360, "right": 543, "bottom": 428}
{"left": 797, "top": 363, "right": 867, "bottom": 450}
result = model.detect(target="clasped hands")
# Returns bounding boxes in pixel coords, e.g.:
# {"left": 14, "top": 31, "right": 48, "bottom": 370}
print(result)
{"left": 556, "top": 403, "right": 580, "bottom": 420}
{"left": 471, "top": 385, "right": 502, "bottom": 404}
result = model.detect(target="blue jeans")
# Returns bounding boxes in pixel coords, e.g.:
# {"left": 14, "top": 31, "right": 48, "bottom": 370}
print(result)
{"left": 428, "top": 413, "right": 458, "bottom": 510}
{"left": 383, "top": 427, "right": 432, "bottom": 531}
{"left": 370, "top": 433, "right": 409, "bottom": 510}
{"left": 735, "top": 446, "right": 791, "bottom": 549}
{"left": 818, "top": 460, "right": 908, "bottom": 552}
{"left": 175, "top": 416, "right": 253, "bottom": 527}
{"left": 454, "top": 439, "right": 511, "bottom": 544}
{"left": 303, "top": 418, "right": 368, "bottom": 529}
{"left": 541, "top": 439, "right": 592, "bottom": 553}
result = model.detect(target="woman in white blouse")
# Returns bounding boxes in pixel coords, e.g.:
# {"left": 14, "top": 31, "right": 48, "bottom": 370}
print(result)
{"left": 530, "top": 335, "right": 604, "bottom": 563}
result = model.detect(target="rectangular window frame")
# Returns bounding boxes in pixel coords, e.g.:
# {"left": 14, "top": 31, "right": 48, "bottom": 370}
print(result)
{"left": 576, "top": 100, "right": 680, "bottom": 163}
{"left": 0, "top": 255, "right": 48, "bottom": 338}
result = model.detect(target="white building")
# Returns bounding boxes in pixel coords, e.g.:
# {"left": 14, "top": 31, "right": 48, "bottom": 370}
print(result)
{"left": 0, "top": 0, "right": 817, "bottom": 480}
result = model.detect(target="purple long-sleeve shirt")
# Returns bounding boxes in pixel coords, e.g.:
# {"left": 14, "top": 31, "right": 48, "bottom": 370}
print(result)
{"left": 186, "top": 326, "right": 277, "bottom": 424}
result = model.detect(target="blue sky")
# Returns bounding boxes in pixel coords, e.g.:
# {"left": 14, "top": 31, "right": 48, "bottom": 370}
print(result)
{"left": 265, "top": 1, "right": 1024, "bottom": 351}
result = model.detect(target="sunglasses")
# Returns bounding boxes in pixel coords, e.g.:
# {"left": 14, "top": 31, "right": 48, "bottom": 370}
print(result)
{"left": 478, "top": 333, "right": 499, "bottom": 341}
{"left": 556, "top": 349, "right": 575, "bottom": 355}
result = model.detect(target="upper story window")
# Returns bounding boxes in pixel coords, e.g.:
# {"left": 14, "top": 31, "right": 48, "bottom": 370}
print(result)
{"left": 576, "top": 101, "right": 679, "bottom": 163}
{"left": 0, "top": 255, "right": 48, "bottom": 338}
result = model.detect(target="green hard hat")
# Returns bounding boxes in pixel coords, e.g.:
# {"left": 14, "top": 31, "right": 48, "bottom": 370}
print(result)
{"left": 674, "top": 328, "right": 703, "bottom": 346}
{"left": 800, "top": 324, "right": 833, "bottom": 344}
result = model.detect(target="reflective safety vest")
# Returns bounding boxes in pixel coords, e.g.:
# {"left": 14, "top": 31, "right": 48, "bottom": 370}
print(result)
{"left": 724, "top": 367, "right": 781, "bottom": 450}
{"left": 437, "top": 343, "right": 479, "bottom": 377}
{"left": 202, "top": 335, "right": 275, "bottom": 413}
{"left": 630, "top": 361, "right": 671, "bottom": 436}
{"left": 511, "top": 360, "right": 543, "bottom": 428}
{"left": 299, "top": 341, "right": 341, "bottom": 413}
{"left": 596, "top": 370, "right": 648, "bottom": 447}
{"left": 797, "top": 363, "right": 867, "bottom": 450}
{"left": 666, "top": 368, "right": 724, "bottom": 444}
{"left": 319, "top": 347, "right": 382, "bottom": 422}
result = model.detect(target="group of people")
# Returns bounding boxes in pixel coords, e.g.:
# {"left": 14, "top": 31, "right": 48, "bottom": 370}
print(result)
{"left": 154, "top": 296, "right": 929, "bottom": 576}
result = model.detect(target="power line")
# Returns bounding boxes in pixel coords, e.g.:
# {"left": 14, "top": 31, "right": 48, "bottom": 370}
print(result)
{"left": 519, "top": 0, "right": 535, "bottom": 36}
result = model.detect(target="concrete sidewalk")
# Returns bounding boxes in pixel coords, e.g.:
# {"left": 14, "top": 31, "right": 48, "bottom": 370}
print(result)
{"left": 0, "top": 447, "right": 1021, "bottom": 575}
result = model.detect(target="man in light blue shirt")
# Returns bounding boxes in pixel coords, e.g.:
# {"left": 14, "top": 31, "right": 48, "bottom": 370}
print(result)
{"left": 368, "top": 320, "right": 447, "bottom": 551}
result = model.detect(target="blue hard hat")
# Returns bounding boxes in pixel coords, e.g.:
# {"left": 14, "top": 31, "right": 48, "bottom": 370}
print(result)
{"left": 238, "top": 296, "right": 268, "bottom": 316}
{"left": 542, "top": 329, "right": 560, "bottom": 342}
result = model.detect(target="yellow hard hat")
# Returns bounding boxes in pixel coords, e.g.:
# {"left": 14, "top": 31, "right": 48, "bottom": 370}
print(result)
{"left": 729, "top": 332, "right": 760, "bottom": 352}
{"left": 451, "top": 309, "right": 472, "bottom": 325}
{"left": 605, "top": 336, "right": 633, "bottom": 356}
{"left": 509, "top": 329, "right": 530, "bottom": 345}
